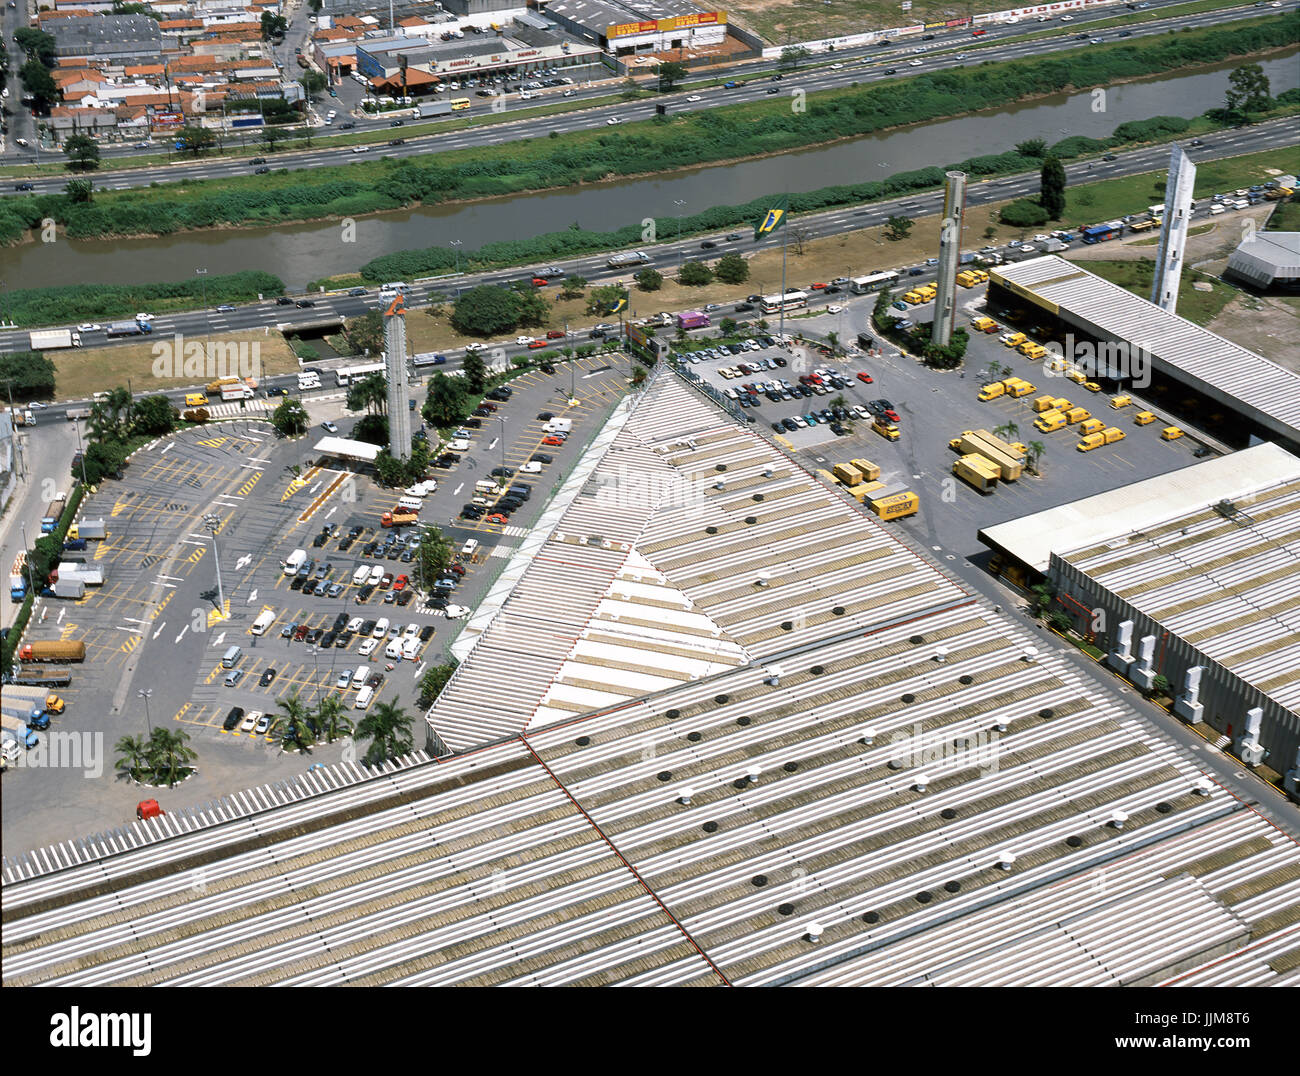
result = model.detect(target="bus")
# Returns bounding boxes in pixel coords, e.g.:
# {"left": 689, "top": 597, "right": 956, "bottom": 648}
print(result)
{"left": 761, "top": 290, "right": 808, "bottom": 315}
{"left": 335, "top": 362, "right": 387, "bottom": 387}
{"left": 849, "top": 271, "right": 900, "bottom": 294}
{"left": 450, "top": 98, "right": 471, "bottom": 111}
{"left": 1128, "top": 219, "right": 1159, "bottom": 233}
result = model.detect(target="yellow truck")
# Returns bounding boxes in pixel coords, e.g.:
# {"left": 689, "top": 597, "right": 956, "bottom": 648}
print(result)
{"left": 1110, "top": 395, "right": 1132, "bottom": 410}
{"left": 1001, "top": 332, "right": 1027, "bottom": 349}
{"left": 1078, "top": 426, "right": 1127, "bottom": 452}
{"left": 849, "top": 458, "right": 881, "bottom": 482}
{"left": 957, "top": 270, "right": 981, "bottom": 288}
{"left": 1065, "top": 369, "right": 1087, "bottom": 385}
{"left": 816, "top": 468, "right": 842, "bottom": 486}
{"left": 1031, "top": 394, "right": 1056, "bottom": 413}
{"left": 1134, "top": 411, "right": 1157, "bottom": 426}
{"left": 1019, "top": 342, "right": 1047, "bottom": 360}
{"left": 978, "top": 382, "right": 1006, "bottom": 402}
{"left": 1034, "top": 410, "right": 1067, "bottom": 433}
{"left": 1103, "top": 426, "right": 1126, "bottom": 445}
{"left": 847, "top": 480, "right": 887, "bottom": 503}
{"left": 971, "top": 316, "right": 999, "bottom": 334}
{"left": 184, "top": 392, "right": 207, "bottom": 408}
{"left": 1050, "top": 397, "right": 1072, "bottom": 413}
{"left": 1161, "top": 426, "right": 1184, "bottom": 441}
{"left": 1064, "top": 407, "right": 1091, "bottom": 425}
{"left": 953, "top": 454, "right": 999, "bottom": 494}
{"left": 833, "top": 462, "right": 864, "bottom": 486}
{"left": 1002, "top": 377, "right": 1035, "bottom": 398}
{"left": 872, "top": 418, "right": 901, "bottom": 441}
{"left": 918, "top": 284, "right": 937, "bottom": 300}
{"left": 870, "top": 491, "right": 919, "bottom": 520}
{"left": 903, "top": 290, "right": 927, "bottom": 305}
{"left": 949, "top": 430, "right": 1024, "bottom": 481}
{"left": 1078, "top": 417, "right": 1105, "bottom": 437}
{"left": 1083, "top": 381, "right": 1102, "bottom": 393}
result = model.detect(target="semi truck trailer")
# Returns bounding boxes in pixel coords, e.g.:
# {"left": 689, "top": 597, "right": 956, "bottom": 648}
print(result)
{"left": 16, "top": 640, "right": 86, "bottom": 663}
{"left": 29, "top": 329, "right": 83, "bottom": 350}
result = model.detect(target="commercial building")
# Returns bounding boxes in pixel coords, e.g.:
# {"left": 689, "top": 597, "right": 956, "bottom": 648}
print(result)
{"left": 980, "top": 443, "right": 1300, "bottom": 790}
{"left": 989, "top": 256, "right": 1300, "bottom": 453}
{"left": 546, "top": 0, "right": 727, "bottom": 54}
{"left": 1224, "top": 231, "right": 1300, "bottom": 292}
{"left": 5, "top": 369, "right": 1297, "bottom": 986}
{"left": 48, "top": 14, "right": 164, "bottom": 64}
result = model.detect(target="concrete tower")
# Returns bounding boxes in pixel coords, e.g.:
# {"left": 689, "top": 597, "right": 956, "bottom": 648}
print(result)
{"left": 384, "top": 295, "right": 412, "bottom": 461}
{"left": 931, "top": 170, "right": 967, "bottom": 347}
{"left": 1151, "top": 144, "right": 1197, "bottom": 314}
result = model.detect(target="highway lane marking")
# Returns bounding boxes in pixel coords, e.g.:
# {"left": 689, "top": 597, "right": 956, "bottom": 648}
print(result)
{"left": 153, "top": 622, "right": 167, "bottom": 639}
{"left": 175, "top": 626, "right": 189, "bottom": 644}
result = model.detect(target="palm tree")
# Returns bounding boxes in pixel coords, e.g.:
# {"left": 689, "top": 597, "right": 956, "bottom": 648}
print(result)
{"left": 107, "top": 385, "right": 133, "bottom": 436}
{"left": 984, "top": 359, "right": 1002, "bottom": 383}
{"left": 826, "top": 330, "right": 840, "bottom": 356}
{"left": 147, "top": 726, "right": 197, "bottom": 788}
{"left": 348, "top": 372, "right": 387, "bottom": 415}
{"left": 355, "top": 697, "right": 414, "bottom": 766}
{"left": 114, "top": 733, "right": 150, "bottom": 782}
{"left": 994, "top": 421, "right": 1020, "bottom": 443}
{"left": 272, "top": 691, "right": 315, "bottom": 752}
{"left": 1026, "top": 440, "right": 1045, "bottom": 475}
{"left": 315, "top": 692, "right": 353, "bottom": 744}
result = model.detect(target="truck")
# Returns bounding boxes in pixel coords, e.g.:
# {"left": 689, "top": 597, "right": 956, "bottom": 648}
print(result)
{"left": 68, "top": 518, "right": 106, "bottom": 540}
{"left": 10, "top": 554, "right": 29, "bottom": 601}
{"left": 977, "top": 381, "right": 1005, "bottom": 402}
{"left": 607, "top": 251, "right": 650, "bottom": 269}
{"left": 676, "top": 311, "right": 711, "bottom": 330}
{"left": 1002, "top": 377, "right": 1035, "bottom": 398}
{"left": 54, "top": 563, "right": 104, "bottom": 585}
{"left": 3, "top": 684, "right": 64, "bottom": 720}
{"left": 971, "top": 316, "right": 999, "bottom": 334}
{"left": 1018, "top": 342, "right": 1047, "bottom": 360}
{"left": 106, "top": 320, "right": 153, "bottom": 337}
{"left": 833, "top": 462, "right": 864, "bottom": 486}
{"left": 1064, "top": 406, "right": 1091, "bottom": 425}
{"left": 283, "top": 549, "right": 307, "bottom": 576}
{"left": 1033, "top": 410, "right": 1067, "bottom": 433}
{"left": 221, "top": 383, "right": 254, "bottom": 401}
{"left": 870, "top": 491, "right": 919, "bottom": 521}
{"left": 380, "top": 508, "right": 418, "bottom": 527}
{"left": 10, "top": 408, "right": 37, "bottom": 427}
{"left": 41, "top": 495, "right": 67, "bottom": 533}
{"left": 848, "top": 458, "right": 881, "bottom": 482}
{"left": 418, "top": 100, "right": 453, "bottom": 118}
{"left": 297, "top": 371, "right": 321, "bottom": 390}
{"left": 29, "top": 329, "right": 82, "bottom": 350}
{"left": 1, "top": 714, "right": 40, "bottom": 750}
{"left": 948, "top": 430, "right": 1024, "bottom": 481}
{"left": 17, "top": 640, "right": 86, "bottom": 663}
{"left": 872, "top": 417, "right": 900, "bottom": 441}
{"left": 1, "top": 697, "right": 51, "bottom": 731}
{"left": 953, "top": 454, "right": 999, "bottom": 494}
{"left": 207, "top": 376, "right": 241, "bottom": 395}
{"left": 48, "top": 577, "right": 86, "bottom": 600}
{"left": 846, "top": 481, "right": 886, "bottom": 503}
{"left": 7, "top": 666, "right": 72, "bottom": 687}
{"left": 66, "top": 407, "right": 93, "bottom": 421}
{"left": 1078, "top": 426, "right": 1127, "bottom": 451}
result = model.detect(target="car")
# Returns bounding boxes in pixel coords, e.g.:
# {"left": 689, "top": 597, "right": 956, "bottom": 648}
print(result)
{"left": 687, "top": 94, "right": 703, "bottom": 102}
{"left": 390, "top": 119, "right": 404, "bottom": 127}
{"left": 723, "top": 81, "right": 739, "bottom": 89}
{"left": 892, "top": 300, "right": 909, "bottom": 311}
{"left": 525, "top": 339, "right": 548, "bottom": 350}
{"left": 327, "top": 582, "right": 344, "bottom": 599}
{"left": 348, "top": 286, "right": 368, "bottom": 297}
{"left": 826, "top": 305, "right": 844, "bottom": 314}
{"left": 276, "top": 296, "right": 294, "bottom": 306}
{"left": 239, "top": 709, "right": 260, "bottom": 733}
{"left": 357, "top": 584, "right": 375, "bottom": 602}
{"left": 541, "top": 435, "right": 565, "bottom": 446}
{"left": 856, "top": 371, "right": 874, "bottom": 384}
{"left": 293, "top": 624, "right": 310, "bottom": 641}
{"left": 296, "top": 299, "right": 315, "bottom": 308}
{"left": 606, "top": 117, "right": 622, "bottom": 125}
{"left": 1102, "top": 154, "right": 1117, "bottom": 162}
{"left": 254, "top": 166, "right": 271, "bottom": 175}
{"left": 352, "top": 146, "right": 368, "bottom": 154}
{"left": 358, "top": 638, "right": 379, "bottom": 657}
{"left": 321, "top": 420, "right": 338, "bottom": 434}
{"left": 484, "top": 512, "right": 510, "bottom": 525}
{"left": 340, "top": 122, "right": 355, "bottom": 130}
{"left": 134, "top": 312, "right": 155, "bottom": 322}
{"left": 445, "top": 605, "right": 470, "bottom": 620}
{"left": 393, "top": 574, "right": 409, "bottom": 591}
{"left": 223, "top": 707, "right": 245, "bottom": 731}
{"left": 908, "top": 59, "right": 922, "bottom": 67}
{"left": 14, "top": 182, "right": 35, "bottom": 192}
{"left": 531, "top": 452, "right": 554, "bottom": 465}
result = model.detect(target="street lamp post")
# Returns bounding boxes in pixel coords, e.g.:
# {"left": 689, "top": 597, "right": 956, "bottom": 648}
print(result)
{"left": 18, "top": 521, "right": 37, "bottom": 602}
{"left": 138, "top": 688, "right": 153, "bottom": 733}
{"left": 202, "top": 513, "right": 226, "bottom": 618}
{"left": 674, "top": 200, "right": 686, "bottom": 270}
{"left": 73, "top": 418, "right": 88, "bottom": 488}
{"left": 450, "top": 239, "right": 462, "bottom": 276}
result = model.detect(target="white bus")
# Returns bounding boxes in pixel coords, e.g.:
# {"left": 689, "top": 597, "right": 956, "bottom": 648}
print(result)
{"left": 849, "top": 271, "right": 900, "bottom": 294}
{"left": 250, "top": 609, "right": 276, "bottom": 636}
{"left": 760, "top": 290, "right": 808, "bottom": 315}
{"left": 335, "top": 362, "right": 387, "bottom": 387}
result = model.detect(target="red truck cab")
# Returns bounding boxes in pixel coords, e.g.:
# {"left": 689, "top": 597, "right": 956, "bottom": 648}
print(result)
{"left": 137, "top": 799, "right": 164, "bottom": 820}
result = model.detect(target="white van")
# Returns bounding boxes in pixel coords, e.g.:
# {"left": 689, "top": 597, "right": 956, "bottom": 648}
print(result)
{"left": 384, "top": 639, "right": 404, "bottom": 660}
{"left": 543, "top": 418, "right": 572, "bottom": 434}
{"left": 474, "top": 480, "right": 501, "bottom": 495}
{"left": 397, "top": 495, "right": 423, "bottom": 512}
{"left": 1209, "top": 203, "right": 1225, "bottom": 215}
{"left": 379, "top": 282, "right": 409, "bottom": 297}
{"left": 372, "top": 617, "right": 389, "bottom": 638}
{"left": 367, "top": 565, "right": 384, "bottom": 586}
{"left": 222, "top": 645, "right": 242, "bottom": 668}
{"left": 250, "top": 609, "right": 276, "bottom": 636}
{"left": 352, "top": 564, "right": 369, "bottom": 585}
{"left": 283, "top": 549, "right": 307, "bottom": 576}
{"left": 354, "top": 684, "right": 375, "bottom": 709}
{"left": 297, "top": 371, "right": 321, "bottom": 390}
{"left": 351, "top": 665, "right": 369, "bottom": 689}
{"left": 401, "top": 637, "right": 420, "bottom": 661}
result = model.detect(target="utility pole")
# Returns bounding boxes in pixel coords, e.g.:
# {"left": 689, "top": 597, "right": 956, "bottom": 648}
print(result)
{"left": 674, "top": 199, "right": 686, "bottom": 271}
{"left": 450, "top": 239, "right": 462, "bottom": 277}
{"left": 202, "top": 513, "right": 226, "bottom": 619}
{"left": 73, "top": 417, "right": 88, "bottom": 488}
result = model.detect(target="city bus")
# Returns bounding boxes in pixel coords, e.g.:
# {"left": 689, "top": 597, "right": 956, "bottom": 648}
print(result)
{"left": 334, "top": 362, "right": 387, "bottom": 387}
{"left": 761, "top": 290, "right": 808, "bottom": 315}
{"left": 450, "top": 98, "right": 471, "bottom": 111}
{"left": 849, "top": 271, "right": 900, "bottom": 294}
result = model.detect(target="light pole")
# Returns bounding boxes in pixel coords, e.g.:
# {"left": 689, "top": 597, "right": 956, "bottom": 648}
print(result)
{"left": 202, "top": 513, "right": 226, "bottom": 618}
{"left": 73, "top": 417, "right": 88, "bottom": 488}
{"left": 138, "top": 688, "right": 153, "bottom": 733}
{"left": 498, "top": 414, "right": 506, "bottom": 476}
{"left": 0, "top": 377, "right": 25, "bottom": 480}
{"left": 450, "top": 239, "right": 462, "bottom": 276}
{"left": 674, "top": 200, "right": 686, "bottom": 270}
{"left": 18, "top": 521, "right": 37, "bottom": 602}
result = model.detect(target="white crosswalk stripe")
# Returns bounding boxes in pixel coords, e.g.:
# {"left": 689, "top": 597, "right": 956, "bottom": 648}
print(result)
{"left": 206, "top": 400, "right": 269, "bottom": 418}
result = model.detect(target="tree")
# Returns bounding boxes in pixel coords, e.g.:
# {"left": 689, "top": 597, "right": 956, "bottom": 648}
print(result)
{"left": 132, "top": 395, "right": 177, "bottom": 435}
{"left": 1040, "top": 156, "right": 1067, "bottom": 219}
{"left": 271, "top": 397, "right": 308, "bottom": 437}
{"left": 788, "top": 222, "right": 812, "bottom": 255}
{"left": 146, "top": 727, "right": 196, "bottom": 789}
{"left": 343, "top": 310, "right": 385, "bottom": 357}
{"left": 993, "top": 421, "right": 1020, "bottom": 443}
{"left": 1225, "top": 63, "right": 1271, "bottom": 117}
{"left": 462, "top": 350, "right": 487, "bottom": 394}
{"left": 14, "top": 28, "right": 56, "bottom": 66}
{"left": 452, "top": 285, "right": 520, "bottom": 337}
{"left": 273, "top": 692, "right": 315, "bottom": 752}
{"left": 620, "top": 77, "right": 642, "bottom": 100}
{"left": 300, "top": 70, "right": 327, "bottom": 102}
{"left": 352, "top": 413, "right": 388, "bottom": 445}
{"left": 0, "top": 351, "right": 56, "bottom": 401}
{"left": 678, "top": 260, "right": 713, "bottom": 286}
{"left": 114, "top": 734, "right": 150, "bottom": 783}
{"left": 417, "top": 659, "right": 459, "bottom": 709}
{"left": 826, "top": 330, "right": 841, "bottom": 356}
{"left": 423, "top": 373, "right": 469, "bottom": 428}
{"left": 718, "top": 317, "right": 738, "bottom": 336}
{"left": 1000, "top": 199, "right": 1050, "bottom": 227}
{"left": 1015, "top": 138, "right": 1048, "bottom": 158}
{"left": 983, "top": 225, "right": 998, "bottom": 240}
{"left": 1025, "top": 440, "right": 1046, "bottom": 475}
{"left": 260, "top": 126, "right": 290, "bottom": 152}
{"left": 777, "top": 45, "right": 809, "bottom": 72}
{"left": 310, "top": 693, "right": 353, "bottom": 744}
{"left": 64, "top": 177, "right": 94, "bottom": 203}
{"left": 307, "top": 0, "right": 322, "bottom": 11}
{"left": 634, "top": 267, "right": 663, "bottom": 292}
{"left": 558, "top": 274, "right": 587, "bottom": 300}
{"left": 63, "top": 134, "right": 100, "bottom": 172}
{"left": 176, "top": 125, "right": 216, "bottom": 157}
{"left": 415, "top": 524, "right": 454, "bottom": 586}
{"left": 355, "top": 697, "right": 414, "bottom": 766}
{"left": 347, "top": 371, "right": 387, "bottom": 415}
{"left": 587, "top": 284, "right": 626, "bottom": 315}
{"left": 1029, "top": 581, "right": 1055, "bottom": 618}
{"left": 260, "top": 11, "right": 288, "bottom": 41}
{"left": 18, "top": 59, "right": 58, "bottom": 112}
{"left": 714, "top": 252, "right": 750, "bottom": 285}
{"left": 657, "top": 61, "right": 688, "bottom": 92}
{"left": 884, "top": 215, "right": 914, "bottom": 241}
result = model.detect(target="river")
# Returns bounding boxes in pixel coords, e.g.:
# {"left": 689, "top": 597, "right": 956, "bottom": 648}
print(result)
{"left": 6, "top": 50, "right": 1296, "bottom": 290}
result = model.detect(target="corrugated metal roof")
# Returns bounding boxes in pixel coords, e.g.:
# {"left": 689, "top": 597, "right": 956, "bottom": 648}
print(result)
{"left": 991, "top": 256, "right": 1300, "bottom": 439}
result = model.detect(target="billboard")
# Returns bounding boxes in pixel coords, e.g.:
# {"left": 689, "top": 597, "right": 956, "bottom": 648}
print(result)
{"left": 232, "top": 116, "right": 264, "bottom": 128}
{"left": 152, "top": 110, "right": 184, "bottom": 127}
{"left": 607, "top": 10, "right": 724, "bottom": 39}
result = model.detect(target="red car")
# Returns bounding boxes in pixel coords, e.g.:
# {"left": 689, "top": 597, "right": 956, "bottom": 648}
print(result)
{"left": 808, "top": 373, "right": 824, "bottom": 385}
{"left": 393, "top": 574, "right": 408, "bottom": 591}
{"left": 856, "top": 371, "right": 874, "bottom": 384}
{"left": 798, "top": 375, "right": 814, "bottom": 386}
{"left": 484, "top": 513, "right": 509, "bottom": 525}
{"left": 809, "top": 282, "right": 828, "bottom": 290}
{"left": 545, "top": 329, "right": 565, "bottom": 339}
{"left": 541, "top": 435, "right": 565, "bottom": 446}
{"left": 532, "top": 277, "right": 549, "bottom": 287}
{"left": 447, "top": 563, "right": 466, "bottom": 576}
{"left": 293, "top": 624, "right": 310, "bottom": 641}
{"left": 527, "top": 339, "right": 547, "bottom": 349}
{"left": 479, "top": 401, "right": 498, "bottom": 412}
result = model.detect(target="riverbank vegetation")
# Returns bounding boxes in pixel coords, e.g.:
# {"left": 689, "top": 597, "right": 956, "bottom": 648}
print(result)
{"left": 0, "top": 14, "right": 1293, "bottom": 251}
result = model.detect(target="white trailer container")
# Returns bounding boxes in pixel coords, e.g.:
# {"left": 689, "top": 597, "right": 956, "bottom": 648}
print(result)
{"left": 29, "top": 329, "right": 82, "bottom": 350}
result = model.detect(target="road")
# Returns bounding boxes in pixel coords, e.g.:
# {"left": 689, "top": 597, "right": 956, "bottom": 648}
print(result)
{"left": 3, "top": 0, "right": 1293, "bottom": 190}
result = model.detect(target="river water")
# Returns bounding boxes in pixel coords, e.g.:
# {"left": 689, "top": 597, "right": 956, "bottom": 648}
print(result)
{"left": 6, "top": 50, "right": 1296, "bottom": 289}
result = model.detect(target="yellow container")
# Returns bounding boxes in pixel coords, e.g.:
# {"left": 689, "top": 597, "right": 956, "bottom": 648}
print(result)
{"left": 871, "top": 491, "right": 919, "bottom": 520}
{"left": 833, "top": 462, "right": 864, "bottom": 485}
{"left": 849, "top": 458, "right": 881, "bottom": 482}
{"left": 816, "top": 468, "right": 842, "bottom": 485}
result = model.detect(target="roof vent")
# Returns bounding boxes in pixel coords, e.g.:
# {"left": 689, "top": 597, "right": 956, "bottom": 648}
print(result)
{"left": 702, "top": 821, "right": 718, "bottom": 833}
{"left": 1022, "top": 646, "right": 1038, "bottom": 662}
{"left": 752, "top": 875, "right": 768, "bottom": 887}
{"left": 746, "top": 764, "right": 761, "bottom": 784}
{"left": 780, "top": 620, "right": 794, "bottom": 631}
{"left": 1155, "top": 801, "right": 1172, "bottom": 814}
{"left": 810, "top": 665, "right": 825, "bottom": 675}
{"left": 744, "top": 515, "right": 758, "bottom": 524}
{"left": 909, "top": 635, "right": 925, "bottom": 645}
{"left": 916, "top": 891, "right": 933, "bottom": 904}
{"left": 862, "top": 911, "right": 880, "bottom": 924}
{"left": 777, "top": 903, "right": 795, "bottom": 916}
{"left": 944, "top": 880, "right": 961, "bottom": 893}
{"left": 762, "top": 469, "right": 774, "bottom": 478}
{"left": 995, "top": 850, "right": 1016, "bottom": 870}
{"left": 736, "top": 716, "right": 752, "bottom": 727}
{"left": 575, "top": 736, "right": 591, "bottom": 746}
{"left": 1107, "top": 810, "right": 1128, "bottom": 829}
{"left": 805, "top": 921, "right": 823, "bottom": 943}
{"left": 860, "top": 727, "right": 876, "bottom": 746}
{"left": 1038, "top": 708, "right": 1055, "bottom": 719}
{"left": 1192, "top": 778, "right": 1214, "bottom": 796}
{"left": 678, "top": 787, "right": 694, "bottom": 805}
{"left": 714, "top": 694, "right": 729, "bottom": 705}
{"left": 752, "top": 493, "right": 764, "bottom": 502}
{"left": 1065, "top": 835, "right": 1083, "bottom": 848}
{"left": 933, "top": 646, "right": 948, "bottom": 663}
{"left": 783, "top": 761, "right": 798, "bottom": 773}
{"left": 832, "top": 605, "right": 845, "bottom": 616}
{"left": 992, "top": 717, "right": 1008, "bottom": 733}
{"left": 715, "top": 463, "right": 727, "bottom": 472}
{"left": 656, "top": 770, "right": 673, "bottom": 782}
{"left": 687, "top": 731, "right": 702, "bottom": 742}
{"left": 714, "top": 481, "right": 726, "bottom": 491}
{"left": 958, "top": 674, "right": 974, "bottom": 685}
{"left": 940, "top": 807, "right": 957, "bottom": 820}
{"left": 901, "top": 693, "right": 915, "bottom": 704}
{"left": 666, "top": 709, "right": 681, "bottom": 720}
{"left": 913, "top": 774, "right": 931, "bottom": 792}
{"left": 705, "top": 526, "right": 718, "bottom": 534}
{"left": 764, "top": 674, "right": 780, "bottom": 686}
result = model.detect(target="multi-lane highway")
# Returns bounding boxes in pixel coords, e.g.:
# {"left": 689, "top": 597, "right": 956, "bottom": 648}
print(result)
{"left": 4, "top": 0, "right": 1293, "bottom": 194}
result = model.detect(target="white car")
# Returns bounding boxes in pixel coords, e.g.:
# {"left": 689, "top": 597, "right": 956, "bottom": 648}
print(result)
{"left": 1031, "top": 234, "right": 1051, "bottom": 242}
{"left": 367, "top": 565, "right": 384, "bottom": 586}
{"left": 358, "top": 637, "right": 378, "bottom": 656}
{"left": 516, "top": 335, "right": 533, "bottom": 345}
{"left": 908, "top": 59, "right": 923, "bottom": 67}
{"left": 1018, "top": 244, "right": 1037, "bottom": 254}
{"left": 792, "top": 416, "right": 808, "bottom": 428}
{"left": 335, "top": 670, "right": 352, "bottom": 688}
{"left": 1060, "top": 13, "right": 1073, "bottom": 20}
{"left": 27, "top": 402, "right": 46, "bottom": 410}
{"left": 830, "top": 63, "right": 844, "bottom": 70}
{"left": 606, "top": 117, "right": 622, "bottom": 125}
{"left": 372, "top": 617, "right": 390, "bottom": 638}
{"left": 352, "top": 146, "right": 368, "bottom": 154}
{"left": 827, "top": 305, "right": 844, "bottom": 314}
{"left": 403, "top": 623, "right": 421, "bottom": 640}
{"left": 346, "top": 617, "right": 364, "bottom": 633}
{"left": 687, "top": 95, "right": 702, "bottom": 102}
{"left": 445, "top": 604, "right": 470, "bottom": 620}
{"left": 447, "top": 438, "right": 470, "bottom": 452}
{"left": 405, "top": 480, "right": 437, "bottom": 497}
{"left": 135, "top": 312, "right": 154, "bottom": 322}
{"left": 76, "top": 323, "right": 100, "bottom": 333}
{"left": 518, "top": 461, "right": 543, "bottom": 474}
{"left": 321, "top": 420, "right": 338, "bottom": 433}
{"left": 401, "top": 638, "right": 421, "bottom": 661}
{"left": 239, "top": 710, "right": 260, "bottom": 733}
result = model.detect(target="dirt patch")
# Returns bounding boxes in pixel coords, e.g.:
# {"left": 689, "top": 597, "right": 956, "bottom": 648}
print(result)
{"left": 1205, "top": 292, "right": 1300, "bottom": 372}
{"left": 1064, "top": 206, "right": 1274, "bottom": 267}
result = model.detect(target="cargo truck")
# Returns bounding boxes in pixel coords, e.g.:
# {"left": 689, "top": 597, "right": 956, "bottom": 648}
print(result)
{"left": 870, "top": 491, "right": 919, "bottom": 521}
{"left": 221, "top": 383, "right": 254, "bottom": 401}
{"left": 1031, "top": 395, "right": 1056, "bottom": 413}
{"left": 977, "top": 382, "right": 1005, "bottom": 402}
{"left": 952, "top": 454, "right": 999, "bottom": 494}
{"left": 1078, "top": 418, "right": 1105, "bottom": 437}
{"left": 948, "top": 431, "right": 1024, "bottom": 480}
{"left": 1, "top": 715, "right": 40, "bottom": 750}
{"left": 676, "top": 311, "right": 711, "bottom": 330}
{"left": 5, "top": 685, "right": 65, "bottom": 714}
{"left": 17, "top": 640, "right": 86, "bottom": 663}
{"left": 833, "top": 462, "right": 864, "bottom": 486}
{"left": 380, "top": 508, "right": 418, "bottom": 527}
{"left": 1134, "top": 411, "right": 1157, "bottom": 426}
{"left": 41, "top": 495, "right": 67, "bottom": 533}
{"left": 607, "top": 251, "right": 650, "bottom": 269}
{"left": 971, "top": 316, "right": 999, "bottom": 333}
{"left": 56, "top": 563, "right": 104, "bottom": 586}
{"left": 846, "top": 481, "right": 886, "bottom": 503}
{"left": 872, "top": 418, "right": 901, "bottom": 441}
{"left": 1, "top": 698, "right": 50, "bottom": 730}
{"left": 848, "top": 458, "right": 881, "bottom": 482}
{"left": 67, "top": 519, "right": 106, "bottom": 540}
{"left": 8, "top": 666, "right": 72, "bottom": 687}
{"left": 207, "top": 376, "right": 241, "bottom": 395}
{"left": 1064, "top": 407, "right": 1091, "bottom": 425}
{"left": 1110, "top": 395, "right": 1131, "bottom": 410}
{"left": 1002, "top": 333, "right": 1026, "bottom": 349}
{"left": 65, "top": 407, "right": 93, "bottom": 421}
{"left": 106, "top": 320, "right": 153, "bottom": 337}
{"left": 48, "top": 577, "right": 86, "bottom": 600}
{"left": 1078, "top": 426, "right": 1126, "bottom": 451}
{"left": 1033, "top": 410, "right": 1067, "bottom": 433}
{"left": 10, "top": 553, "right": 29, "bottom": 601}
{"left": 9, "top": 407, "right": 36, "bottom": 427}
{"left": 1002, "top": 377, "right": 1035, "bottom": 398}
{"left": 29, "top": 329, "right": 82, "bottom": 350}
{"left": 1018, "top": 342, "right": 1047, "bottom": 360}
{"left": 417, "top": 100, "right": 453, "bottom": 118}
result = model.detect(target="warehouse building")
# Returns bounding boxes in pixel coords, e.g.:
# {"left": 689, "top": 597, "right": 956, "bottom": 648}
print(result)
{"left": 988, "top": 256, "right": 1300, "bottom": 454}
{"left": 545, "top": 0, "right": 727, "bottom": 54}
{"left": 48, "top": 14, "right": 164, "bottom": 64}
{"left": 4, "top": 370, "right": 1298, "bottom": 986}
{"left": 980, "top": 443, "right": 1300, "bottom": 793}
{"left": 1224, "top": 231, "right": 1300, "bottom": 292}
